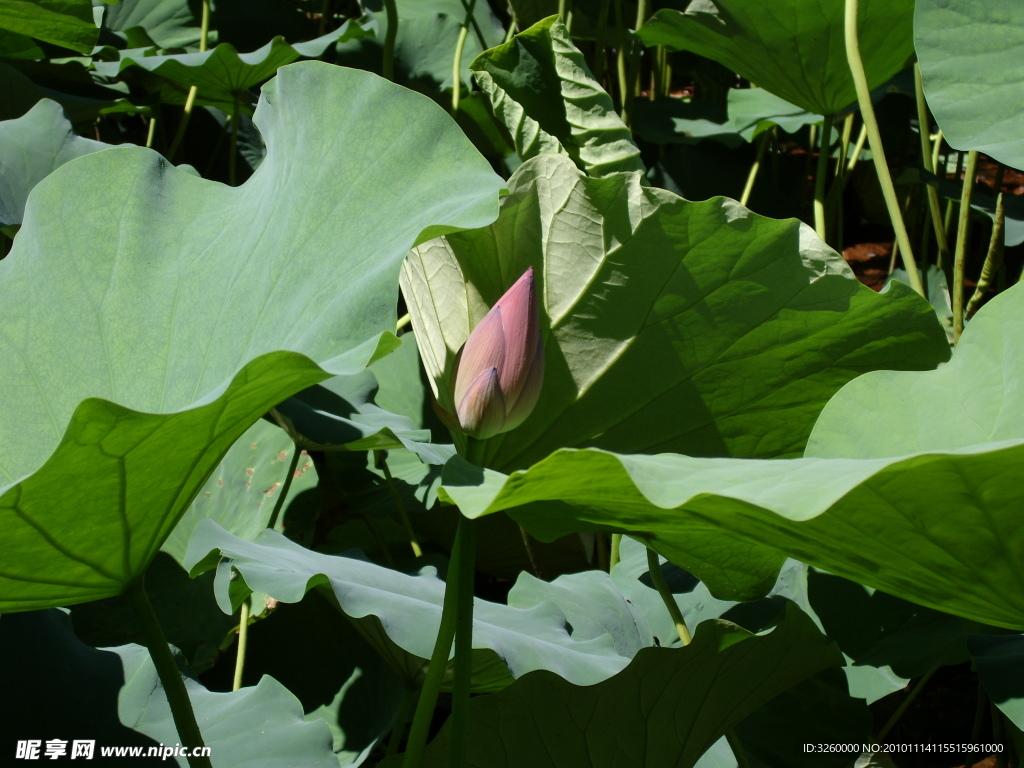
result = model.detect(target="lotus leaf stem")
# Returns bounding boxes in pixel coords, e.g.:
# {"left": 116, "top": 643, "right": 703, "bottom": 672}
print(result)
{"left": 914, "top": 63, "right": 951, "bottom": 270}
{"left": 451, "top": 0, "right": 477, "bottom": 113}
{"left": 375, "top": 450, "right": 423, "bottom": 558}
{"left": 645, "top": 546, "right": 692, "bottom": 646}
{"left": 382, "top": 0, "right": 398, "bottom": 81}
{"left": 609, "top": 532, "right": 622, "bottom": 571}
{"left": 146, "top": 115, "right": 157, "bottom": 149}
{"left": 967, "top": 187, "right": 1005, "bottom": 318}
{"left": 876, "top": 667, "right": 937, "bottom": 740}
{"left": 231, "top": 598, "right": 250, "bottom": 691}
{"left": 741, "top": 126, "right": 773, "bottom": 208}
{"left": 167, "top": 0, "right": 208, "bottom": 162}
{"left": 449, "top": 516, "right": 477, "bottom": 767}
{"left": 126, "top": 578, "right": 212, "bottom": 768}
{"left": 813, "top": 114, "right": 834, "bottom": 243}
{"left": 267, "top": 447, "right": 301, "bottom": 531}
{"left": 403, "top": 514, "right": 475, "bottom": 768}
{"left": 953, "top": 149, "right": 979, "bottom": 342}
{"left": 844, "top": 0, "right": 924, "bottom": 296}
{"left": 593, "top": 0, "right": 612, "bottom": 81}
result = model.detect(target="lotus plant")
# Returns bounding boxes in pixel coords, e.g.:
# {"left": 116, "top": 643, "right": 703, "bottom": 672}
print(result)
{"left": 451, "top": 267, "right": 544, "bottom": 439}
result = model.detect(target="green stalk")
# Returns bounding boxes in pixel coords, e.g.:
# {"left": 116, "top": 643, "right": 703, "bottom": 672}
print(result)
{"left": 836, "top": 113, "right": 854, "bottom": 177}
{"left": 876, "top": 667, "right": 937, "bottom": 740}
{"left": 645, "top": 547, "right": 692, "bottom": 645}
{"left": 166, "top": 0, "right": 209, "bottom": 162}
{"left": 402, "top": 514, "right": 475, "bottom": 768}
{"left": 740, "top": 127, "right": 772, "bottom": 207}
{"left": 146, "top": 114, "right": 157, "bottom": 149}
{"left": 966, "top": 189, "right": 1005, "bottom": 318}
{"left": 845, "top": 120, "right": 867, "bottom": 174}
{"left": 319, "top": 0, "right": 330, "bottom": 36}
{"left": 228, "top": 97, "right": 239, "bottom": 186}
{"left": 614, "top": 0, "right": 629, "bottom": 124}
{"left": 844, "top": 0, "right": 923, "bottom": 296}
{"left": 126, "top": 578, "right": 212, "bottom": 768}
{"left": 382, "top": 0, "right": 398, "bottom": 81}
{"left": 914, "top": 63, "right": 951, "bottom": 269}
{"left": 952, "top": 149, "right": 979, "bottom": 342}
{"left": 609, "top": 532, "right": 622, "bottom": 571}
{"left": 813, "top": 114, "right": 834, "bottom": 243}
{"left": 448, "top": 516, "right": 477, "bottom": 768}
{"left": 451, "top": 0, "right": 477, "bottom": 113}
{"left": 232, "top": 598, "right": 250, "bottom": 691}
{"left": 645, "top": 546, "right": 750, "bottom": 767}
{"left": 593, "top": 0, "right": 612, "bottom": 81}
{"left": 558, "top": 0, "right": 568, "bottom": 20}
{"left": 375, "top": 450, "right": 423, "bottom": 558}
{"left": 267, "top": 447, "right": 301, "bottom": 531}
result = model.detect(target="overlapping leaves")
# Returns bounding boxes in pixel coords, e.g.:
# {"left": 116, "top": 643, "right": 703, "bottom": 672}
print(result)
{"left": 403, "top": 153, "right": 948, "bottom": 471}
{"left": 440, "top": 284, "right": 1024, "bottom": 627}
{"left": 0, "top": 62, "right": 504, "bottom": 612}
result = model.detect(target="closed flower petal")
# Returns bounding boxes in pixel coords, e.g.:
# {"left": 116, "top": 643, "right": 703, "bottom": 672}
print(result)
{"left": 456, "top": 366, "right": 506, "bottom": 439}
{"left": 453, "top": 306, "right": 506, "bottom": 409}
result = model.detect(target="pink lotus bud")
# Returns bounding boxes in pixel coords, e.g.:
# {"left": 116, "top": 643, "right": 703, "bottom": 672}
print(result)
{"left": 453, "top": 268, "right": 544, "bottom": 439}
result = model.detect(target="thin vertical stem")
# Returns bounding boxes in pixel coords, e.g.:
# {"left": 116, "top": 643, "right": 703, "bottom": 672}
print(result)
{"left": 914, "top": 63, "right": 951, "bottom": 269}
{"left": 125, "top": 578, "right": 212, "bottom": 768}
{"left": 845, "top": 120, "right": 868, "bottom": 174}
{"left": 844, "top": 0, "right": 923, "bottom": 296}
{"left": 145, "top": 114, "right": 157, "bottom": 149}
{"left": 232, "top": 598, "right": 251, "bottom": 691}
{"left": 609, "top": 533, "right": 622, "bottom": 571}
{"left": 953, "top": 150, "right": 979, "bottom": 342}
{"left": 966, "top": 188, "right": 1005, "bottom": 318}
{"left": 814, "top": 114, "right": 834, "bottom": 243}
{"left": 645, "top": 547, "right": 692, "bottom": 645}
{"left": 448, "top": 517, "right": 477, "bottom": 768}
{"left": 614, "top": 0, "right": 629, "bottom": 124}
{"left": 319, "top": 0, "right": 330, "bottom": 35}
{"left": 451, "top": 0, "right": 477, "bottom": 113}
{"left": 876, "top": 668, "right": 937, "bottom": 740}
{"left": 740, "top": 127, "right": 772, "bottom": 207}
{"left": 167, "top": 0, "right": 209, "bottom": 161}
{"left": 228, "top": 97, "right": 239, "bottom": 186}
{"left": 645, "top": 546, "right": 750, "bottom": 767}
{"left": 403, "top": 514, "right": 474, "bottom": 768}
{"left": 382, "top": 0, "right": 398, "bottom": 81}
{"left": 267, "top": 447, "right": 301, "bottom": 531}
{"left": 375, "top": 450, "right": 423, "bottom": 558}
{"left": 593, "top": 0, "right": 611, "bottom": 81}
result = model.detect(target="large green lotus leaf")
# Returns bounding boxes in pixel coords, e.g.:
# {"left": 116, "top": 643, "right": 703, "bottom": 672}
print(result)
{"left": 638, "top": 0, "right": 914, "bottom": 116}
{"left": 0, "top": 0, "right": 96, "bottom": 53}
{"left": 184, "top": 519, "right": 633, "bottom": 687}
{"left": 160, "top": 419, "right": 318, "bottom": 567}
{"left": 403, "top": 153, "right": 949, "bottom": 471}
{"left": 470, "top": 17, "right": 644, "bottom": 177}
{"left": 94, "top": 23, "right": 370, "bottom": 110}
{"left": 380, "top": 605, "right": 842, "bottom": 768}
{"left": 440, "top": 284, "right": 1024, "bottom": 625}
{"left": 916, "top": 0, "right": 1024, "bottom": 170}
{"left": 0, "top": 62, "right": 504, "bottom": 612}
{"left": 0, "top": 98, "right": 111, "bottom": 227}
{"left": 0, "top": 610, "right": 338, "bottom": 766}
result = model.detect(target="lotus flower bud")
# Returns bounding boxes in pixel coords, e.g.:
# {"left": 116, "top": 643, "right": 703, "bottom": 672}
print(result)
{"left": 453, "top": 268, "right": 544, "bottom": 439}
